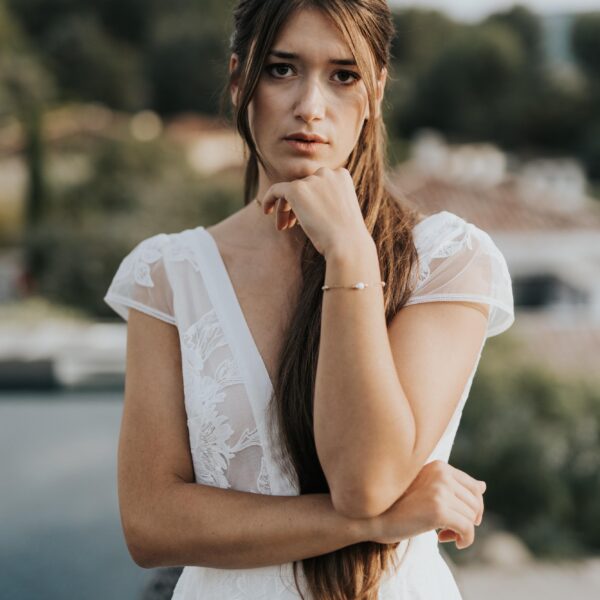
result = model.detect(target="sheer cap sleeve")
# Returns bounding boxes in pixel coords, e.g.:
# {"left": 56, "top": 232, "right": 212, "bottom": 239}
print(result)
{"left": 103, "top": 233, "right": 176, "bottom": 325}
{"left": 407, "top": 211, "right": 515, "bottom": 338}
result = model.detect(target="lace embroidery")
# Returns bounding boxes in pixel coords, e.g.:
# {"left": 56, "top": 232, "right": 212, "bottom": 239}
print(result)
{"left": 214, "top": 357, "right": 244, "bottom": 388}
{"left": 182, "top": 309, "right": 228, "bottom": 371}
{"left": 112, "top": 234, "right": 169, "bottom": 288}
{"left": 415, "top": 214, "right": 474, "bottom": 285}
{"left": 231, "top": 427, "right": 262, "bottom": 453}
{"left": 188, "top": 401, "right": 235, "bottom": 488}
{"left": 165, "top": 237, "right": 203, "bottom": 271}
{"left": 113, "top": 231, "right": 202, "bottom": 291}
{"left": 257, "top": 456, "right": 272, "bottom": 494}
{"left": 182, "top": 308, "right": 272, "bottom": 493}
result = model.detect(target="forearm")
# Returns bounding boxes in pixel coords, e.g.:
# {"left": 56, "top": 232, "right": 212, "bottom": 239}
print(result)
{"left": 314, "top": 238, "right": 417, "bottom": 517}
{"left": 135, "top": 482, "right": 372, "bottom": 569}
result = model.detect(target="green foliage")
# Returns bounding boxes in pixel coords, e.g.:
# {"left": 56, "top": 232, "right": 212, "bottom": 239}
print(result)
{"left": 571, "top": 12, "right": 600, "bottom": 80}
{"left": 451, "top": 335, "right": 600, "bottom": 557}
{"left": 25, "top": 135, "right": 243, "bottom": 317}
{"left": 96, "top": 0, "right": 160, "bottom": 45}
{"left": 147, "top": 14, "right": 229, "bottom": 116}
{"left": 396, "top": 25, "right": 526, "bottom": 143}
{"left": 482, "top": 4, "right": 543, "bottom": 62}
{"left": 390, "top": 9, "right": 460, "bottom": 75}
{"left": 4, "top": 1, "right": 600, "bottom": 186}
{"left": 517, "top": 75, "right": 590, "bottom": 153}
{"left": 579, "top": 120, "right": 600, "bottom": 179}
{"left": 41, "top": 13, "right": 145, "bottom": 110}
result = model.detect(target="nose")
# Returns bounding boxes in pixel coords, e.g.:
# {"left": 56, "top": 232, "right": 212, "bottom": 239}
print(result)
{"left": 293, "top": 77, "right": 325, "bottom": 123}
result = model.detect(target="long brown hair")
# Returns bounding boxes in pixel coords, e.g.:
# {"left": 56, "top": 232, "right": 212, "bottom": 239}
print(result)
{"left": 220, "top": 1, "right": 425, "bottom": 598}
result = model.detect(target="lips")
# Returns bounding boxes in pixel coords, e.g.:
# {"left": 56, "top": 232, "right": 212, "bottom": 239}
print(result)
{"left": 284, "top": 132, "right": 328, "bottom": 143}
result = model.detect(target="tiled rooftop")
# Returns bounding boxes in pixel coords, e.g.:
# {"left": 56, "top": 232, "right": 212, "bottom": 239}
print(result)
{"left": 388, "top": 161, "right": 600, "bottom": 233}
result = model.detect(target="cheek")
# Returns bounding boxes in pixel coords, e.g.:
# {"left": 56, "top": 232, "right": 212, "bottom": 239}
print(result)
{"left": 249, "top": 87, "right": 285, "bottom": 139}
{"left": 336, "top": 95, "right": 368, "bottom": 143}
{"left": 252, "top": 84, "right": 285, "bottom": 118}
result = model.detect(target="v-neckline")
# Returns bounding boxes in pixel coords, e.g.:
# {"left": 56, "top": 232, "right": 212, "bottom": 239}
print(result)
{"left": 196, "top": 226, "right": 275, "bottom": 395}
{"left": 195, "top": 212, "right": 447, "bottom": 399}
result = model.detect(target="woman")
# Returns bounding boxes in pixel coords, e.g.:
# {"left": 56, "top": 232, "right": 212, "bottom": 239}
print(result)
{"left": 104, "top": 1, "right": 515, "bottom": 598}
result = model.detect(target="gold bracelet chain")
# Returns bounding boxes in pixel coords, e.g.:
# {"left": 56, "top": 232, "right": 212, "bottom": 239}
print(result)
{"left": 321, "top": 281, "right": 386, "bottom": 291}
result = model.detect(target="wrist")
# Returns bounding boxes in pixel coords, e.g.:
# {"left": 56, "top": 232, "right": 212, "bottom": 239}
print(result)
{"left": 326, "top": 494, "right": 379, "bottom": 544}
{"left": 356, "top": 514, "right": 382, "bottom": 543}
{"left": 344, "top": 513, "right": 381, "bottom": 545}
{"left": 324, "top": 232, "right": 376, "bottom": 263}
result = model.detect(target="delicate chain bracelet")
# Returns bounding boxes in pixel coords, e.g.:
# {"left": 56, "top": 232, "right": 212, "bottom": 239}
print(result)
{"left": 321, "top": 280, "right": 386, "bottom": 291}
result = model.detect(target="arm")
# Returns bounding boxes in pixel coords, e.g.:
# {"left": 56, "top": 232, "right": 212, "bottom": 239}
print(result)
{"left": 315, "top": 239, "right": 489, "bottom": 519}
{"left": 121, "top": 308, "right": 372, "bottom": 569}
{"left": 138, "top": 483, "right": 371, "bottom": 569}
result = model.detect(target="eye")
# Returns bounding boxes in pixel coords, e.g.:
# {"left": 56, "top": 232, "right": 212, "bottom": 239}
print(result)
{"left": 264, "top": 63, "right": 295, "bottom": 78}
{"left": 333, "top": 70, "right": 361, "bottom": 85}
{"left": 264, "top": 63, "right": 361, "bottom": 86}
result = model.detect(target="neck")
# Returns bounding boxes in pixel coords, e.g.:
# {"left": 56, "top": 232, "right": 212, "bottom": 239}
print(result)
{"left": 241, "top": 195, "right": 307, "bottom": 256}
{"left": 237, "top": 167, "right": 308, "bottom": 256}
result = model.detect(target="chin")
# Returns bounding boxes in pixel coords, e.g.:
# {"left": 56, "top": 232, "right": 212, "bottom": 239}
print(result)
{"left": 282, "top": 160, "right": 327, "bottom": 180}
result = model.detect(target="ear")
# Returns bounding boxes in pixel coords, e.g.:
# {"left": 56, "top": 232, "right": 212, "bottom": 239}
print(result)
{"left": 229, "top": 53, "right": 240, "bottom": 107}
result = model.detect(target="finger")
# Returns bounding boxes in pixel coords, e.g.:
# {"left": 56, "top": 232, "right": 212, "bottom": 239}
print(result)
{"left": 451, "top": 483, "right": 480, "bottom": 524}
{"left": 442, "top": 507, "right": 475, "bottom": 550}
{"left": 276, "top": 197, "right": 293, "bottom": 230}
{"left": 435, "top": 500, "right": 474, "bottom": 549}
{"left": 286, "top": 210, "right": 297, "bottom": 229}
{"left": 449, "top": 466, "right": 486, "bottom": 498}
{"left": 437, "top": 528, "right": 457, "bottom": 543}
{"left": 449, "top": 469, "right": 485, "bottom": 524}
{"left": 450, "top": 486, "right": 479, "bottom": 526}
{"left": 262, "top": 183, "right": 292, "bottom": 215}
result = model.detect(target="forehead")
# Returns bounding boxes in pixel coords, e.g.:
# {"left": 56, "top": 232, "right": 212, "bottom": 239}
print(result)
{"left": 271, "top": 7, "right": 354, "bottom": 62}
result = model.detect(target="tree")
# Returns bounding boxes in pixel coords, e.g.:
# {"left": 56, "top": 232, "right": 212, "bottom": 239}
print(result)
{"left": 0, "top": 0, "right": 56, "bottom": 291}
{"left": 147, "top": 14, "right": 229, "bottom": 116}
{"left": 395, "top": 24, "right": 526, "bottom": 144}
{"left": 41, "top": 12, "right": 145, "bottom": 110}
{"left": 483, "top": 4, "right": 543, "bottom": 64}
{"left": 571, "top": 12, "right": 600, "bottom": 80}
{"left": 390, "top": 8, "right": 460, "bottom": 76}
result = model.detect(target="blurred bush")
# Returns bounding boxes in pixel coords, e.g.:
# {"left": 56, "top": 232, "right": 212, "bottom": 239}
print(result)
{"left": 23, "top": 135, "right": 243, "bottom": 318}
{"left": 450, "top": 334, "right": 600, "bottom": 559}
{"left": 4, "top": 2, "right": 600, "bottom": 189}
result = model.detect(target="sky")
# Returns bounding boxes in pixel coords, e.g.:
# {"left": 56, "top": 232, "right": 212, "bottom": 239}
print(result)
{"left": 389, "top": 0, "right": 600, "bottom": 22}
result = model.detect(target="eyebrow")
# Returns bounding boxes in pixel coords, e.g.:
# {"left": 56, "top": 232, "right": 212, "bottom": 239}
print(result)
{"left": 267, "top": 49, "right": 357, "bottom": 66}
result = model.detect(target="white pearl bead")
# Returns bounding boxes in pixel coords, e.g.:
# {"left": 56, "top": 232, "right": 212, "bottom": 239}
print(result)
{"left": 355, "top": 282, "right": 365, "bottom": 289}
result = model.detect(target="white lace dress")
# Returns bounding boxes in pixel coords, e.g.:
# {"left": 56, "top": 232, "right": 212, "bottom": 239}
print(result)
{"left": 104, "top": 210, "right": 515, "bottom": 599}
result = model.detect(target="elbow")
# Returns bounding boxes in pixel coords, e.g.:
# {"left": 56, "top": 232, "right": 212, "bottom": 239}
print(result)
{"left": 331, "top": 482, "right": 401, "bottom": 520}
{"left": 330, "top": 468, "right": 417, "bottom": 520}
{"left": 122, "top": 514, "right": 160, "bottom": 569}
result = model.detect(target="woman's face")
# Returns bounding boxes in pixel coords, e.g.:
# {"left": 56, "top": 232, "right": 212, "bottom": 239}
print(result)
{"left": 230, "top": 6, "right": 386, "bottom": 182}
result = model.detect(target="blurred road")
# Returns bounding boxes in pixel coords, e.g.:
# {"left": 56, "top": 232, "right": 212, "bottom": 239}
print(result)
{"left": 0, "top": 393, "right": 151, "bottom": 600}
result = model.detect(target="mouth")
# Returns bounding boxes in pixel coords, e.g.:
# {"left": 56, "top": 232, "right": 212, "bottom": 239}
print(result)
{"left": 284, "top": 137, "right": 328, "bottom": 154}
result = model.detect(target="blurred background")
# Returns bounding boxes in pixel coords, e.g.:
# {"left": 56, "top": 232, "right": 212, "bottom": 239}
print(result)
{"left": 1, "top": 1, "right": 599, "bottom": 599}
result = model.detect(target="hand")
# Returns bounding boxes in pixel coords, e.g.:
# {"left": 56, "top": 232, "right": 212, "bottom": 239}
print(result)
{"left": 260, "top": 167, "right": 371, "bottom": 257}
{"left": 366, "top": 460, "right": 486, "bottom": 550}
